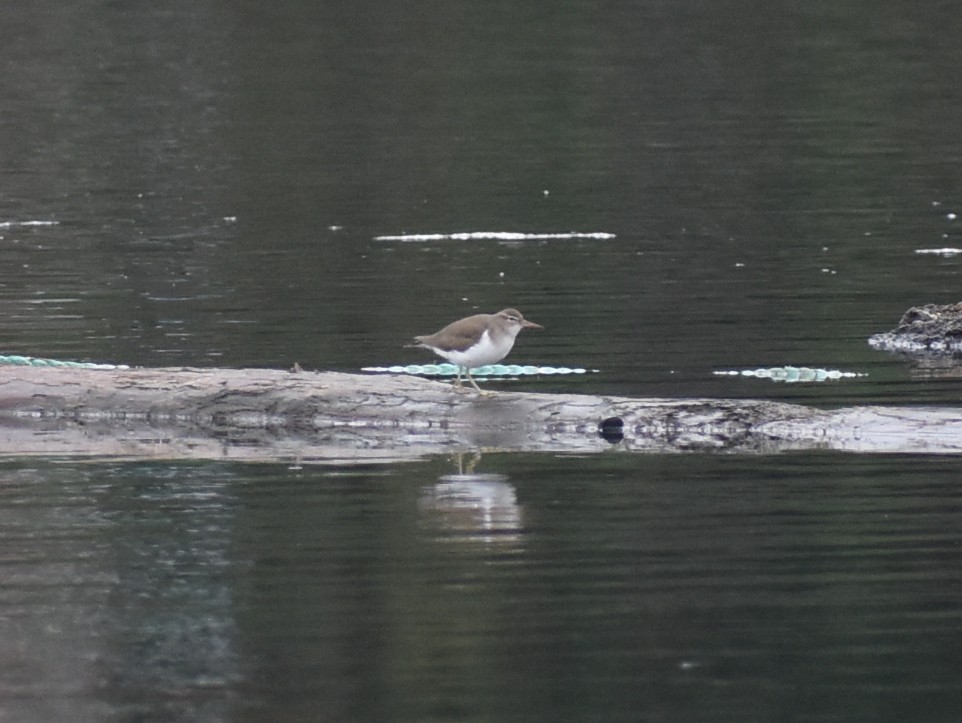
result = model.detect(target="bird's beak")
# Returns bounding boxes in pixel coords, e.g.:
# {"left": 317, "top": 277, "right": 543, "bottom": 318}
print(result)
{"left": 522, "top": 319, "right": 544, "bottom": 330}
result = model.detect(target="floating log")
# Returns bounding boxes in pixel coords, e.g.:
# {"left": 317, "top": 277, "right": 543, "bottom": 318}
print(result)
{"left": 869, "top": 301, "right": 962, "bottom": 354}
{"left": 1, "top": 365, "right": 961, "bottom": 462}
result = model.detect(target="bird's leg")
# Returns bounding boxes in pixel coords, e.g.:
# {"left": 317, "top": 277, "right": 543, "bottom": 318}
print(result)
{"left": 451, "top": 366, "right": 470, "bottom": 393}
{"left": 465, "top": 368, "right": 494, "bottom": 395}
{"left": 465, "top": 369, "right": 483, "bottom": 392}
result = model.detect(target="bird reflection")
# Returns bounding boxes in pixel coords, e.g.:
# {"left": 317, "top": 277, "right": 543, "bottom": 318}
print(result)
{"left": 418, "top": 452, "right": 524, "bottom": 545}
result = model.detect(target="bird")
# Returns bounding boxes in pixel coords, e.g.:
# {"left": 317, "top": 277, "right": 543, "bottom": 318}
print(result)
{"left": 409, "top": 308, "right": 543, "bottom": 392}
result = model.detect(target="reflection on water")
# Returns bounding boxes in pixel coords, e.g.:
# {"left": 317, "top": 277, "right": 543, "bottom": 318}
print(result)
{"left": 905, "top": 355, "right": 962, "bottom": 380}
{"left": 419, "top": 453, "right": 524, "bottom": 545}
{"left": 0, "top": 464, "right": 240, "bottom": 721}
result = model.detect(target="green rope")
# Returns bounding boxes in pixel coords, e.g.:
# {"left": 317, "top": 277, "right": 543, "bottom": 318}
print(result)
{"left": 363, "top": 363, "right": 594, "bottom": 376}
{"left": 714, "top": 367, "right": 866, "bottom": 383}
{"left": 0, "top": 354, "right": 129, "bottom": 370}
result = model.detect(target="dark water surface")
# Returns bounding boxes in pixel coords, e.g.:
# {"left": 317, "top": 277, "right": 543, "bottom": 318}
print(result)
{"left": 3, "top": 1, "right": 962, "bottom": 720}
{"left": 2, "top": 456, "right": 962, "bottom": 721}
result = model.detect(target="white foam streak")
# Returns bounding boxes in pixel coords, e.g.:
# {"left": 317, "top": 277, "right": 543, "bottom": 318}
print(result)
{"left": 0, "top": 220, "right": 60, "bottom": 228}
{"left": 375, "top": 231, "right": 615, "bottom": 241}
{"left": 915, "top": 248, "right": 962, "bottom": 256}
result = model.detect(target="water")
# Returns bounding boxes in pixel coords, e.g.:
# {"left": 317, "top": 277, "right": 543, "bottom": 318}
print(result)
{"left": 2, "top": 456, "right": 962, "bottom": 721}
{"left": 2, "top": 0, "right": 962, "bottom": 719}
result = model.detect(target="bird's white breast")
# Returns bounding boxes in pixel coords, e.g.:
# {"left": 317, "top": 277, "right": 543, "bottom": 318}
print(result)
{"left": 442, "top": 329, "right": 516, "bottom": 368}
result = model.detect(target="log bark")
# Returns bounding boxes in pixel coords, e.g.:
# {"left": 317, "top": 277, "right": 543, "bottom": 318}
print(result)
{"left": 1, "top": 366, "right": 961, "bottom": 462}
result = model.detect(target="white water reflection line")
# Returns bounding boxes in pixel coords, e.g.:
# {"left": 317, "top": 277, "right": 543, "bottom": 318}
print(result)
{"left": 0, "top": 220, "right": 59, "bottom": 228}
{"left": 374, "top": 231, "right": 616, "bottom": 241}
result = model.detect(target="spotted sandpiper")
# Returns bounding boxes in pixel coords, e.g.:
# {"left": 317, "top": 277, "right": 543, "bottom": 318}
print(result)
{"left": 410, "top": 308, "right": 543, "bottom": 392}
